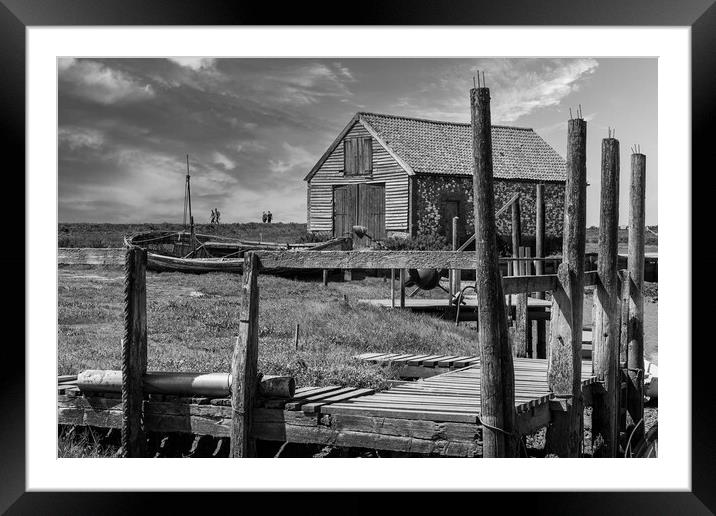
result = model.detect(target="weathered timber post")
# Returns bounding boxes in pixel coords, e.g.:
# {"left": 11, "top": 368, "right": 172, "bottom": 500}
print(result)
{"left": 592, "top": 137, "right": 621, "bottom": 457}
{"left": 471, "top": 84, "right": 517, "bottom": 458}
{"left": 535, "top": 184, "right": 546, "bottom": 299}
{"left": 121, "top": 246, "right": 147, "bottom": 458}
{"left": 545, "top": 116, "right": 587, "bottom": 457}
{"left": 513, "top": 246, "right": 529, "bottom": 358}
{"left": 230, "top": 252, "right": 260, "bottom": 457}
{"left": 390, "top": 269, "right": 396, "bottom": 308}
{"left": 399, "top": 268, "right": 406, "bottom": 308}
{"left": 322, "top": 269, "right": 328, "bottom": 287}
{"left": 626, "top": 152, "right": 646, "bottom": 444}
{"left": 450, "top": 216, "right": 460, "bottom": 298}
{"left": 511, "top": 198, "right": 522, "bottom": 275}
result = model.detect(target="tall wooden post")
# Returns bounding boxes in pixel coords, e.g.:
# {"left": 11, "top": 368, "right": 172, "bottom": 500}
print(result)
{"left": 230, "top": 252, "right": 260, "bottom": 457}
{"left": 592, "top": 137, "right": 621, "bottom": 457}
{"left": 121, "top": 247, "right": 147, "bottom": 458}
{"left": 535, "top": 184, "right": 546, "bottom": 299}
{"left": 470, "top": 85, "right": 517, "bottom": 458}
{"left": 545, "top": 116, "right": 587, "bottom": 457}
{"left": 399, "top": 268, "right": 406, "bottom": 308}
{"left": 322, "top": 269, "right": 329, "bottom": 287}
{"left": 511, "top": 198, "right": 522, "bottom": 274}
{"left": 390, "top": 269, "right": 396, "bottom": 308}
{"left": 513, "top": 246, "right": 529, "bottom": 358}
{"left": 450, "top": 216, "right": 460, "bottom": 298}
{"left": 626, "top": 152, "right": 646, "bottom": 444}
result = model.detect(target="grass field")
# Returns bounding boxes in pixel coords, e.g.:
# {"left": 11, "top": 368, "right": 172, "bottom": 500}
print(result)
{"left": 58, "top": 222, "right": 311, "bottom": 248}
{"left": 58, "top": 264, "right": 658, "bottom": 457}
{"left": 58, "top": 223, "right": 658, "bottom": 255}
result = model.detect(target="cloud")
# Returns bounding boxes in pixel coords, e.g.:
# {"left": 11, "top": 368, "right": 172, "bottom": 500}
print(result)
{"left": 271, "top": 62, "right": 356, "bottom": 105}
{"left": 168, "top": 57, "right": 217, "bottom": 71}
{"left": 268, "top": 143, "right": 316, "bottom": 173}
{"left": 389, "top": 58, "right": 598, "bottom": 124}
{"left": 58, "top": 59, "right": 155, "bottom": 104}
{"left": 212, "top": 151, "right": 236, "bottom": 170}
{"left": 59, "top": 126, "right": 105, "bottom": 150}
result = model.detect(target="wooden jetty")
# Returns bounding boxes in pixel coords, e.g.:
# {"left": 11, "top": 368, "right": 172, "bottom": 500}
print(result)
{"left": 58, "top": 357, "right": 598, "bottom": 457}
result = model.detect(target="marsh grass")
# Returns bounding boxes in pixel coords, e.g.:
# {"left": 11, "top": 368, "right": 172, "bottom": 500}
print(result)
{"left": 58, "top": 268, "right": 480, "bottom": 390}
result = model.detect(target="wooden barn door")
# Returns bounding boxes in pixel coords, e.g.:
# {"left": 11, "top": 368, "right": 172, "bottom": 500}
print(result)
{"left": 333, "top": 185, "right": 357, "bottom": 238}
{"left": 357, "top": 183, "right": 385, "bottom": 248}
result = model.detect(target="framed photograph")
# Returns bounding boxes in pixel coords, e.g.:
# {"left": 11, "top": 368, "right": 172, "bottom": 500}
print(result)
{"left": 6, "top": 0, "right": 711, "bottom": 511}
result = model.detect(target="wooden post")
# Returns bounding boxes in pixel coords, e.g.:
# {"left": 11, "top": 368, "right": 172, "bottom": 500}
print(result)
{"left": 535, "top": 183, "right": 545, "bottom": 300}
{"left": 390, "top": 269, "right": 396, "bottom": 308}
{"left": 591, "top": 137, "right": 621, "bottom": 457}
{"left": 399, "top": 268, "right": 406, "bottom": 308}
{"left": 470, "top": 85, "right": 517, "bottom": 458}
{"left": 322, "top": 269, "right": 328, "bottom": 286}
{"left": 294, "top": 323, "right": 300, "bottom": 350}
{"left": 450, "top": 216, "right": 459, "bottom": 298}
{"left": 230, "top": 252, "right": 260, "bottom": 457}
{"left": 626, "top": 152, "right": 646, "bottom": 444}
{"left": 513, "top": 247, "right": 529, "bottom": 358}
{"left": 121, "top": 247, "right": 147, "bottom": 458}
{"left": 545, "top": 116, "right": 587, "bottom": 457}
{"left": 511, "top": 198, "right": 521, "bottom": 276}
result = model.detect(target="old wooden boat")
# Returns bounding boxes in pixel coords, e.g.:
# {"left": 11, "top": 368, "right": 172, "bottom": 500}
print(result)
{"left": 124, "top": 230, "right": 351, "bottom": 273}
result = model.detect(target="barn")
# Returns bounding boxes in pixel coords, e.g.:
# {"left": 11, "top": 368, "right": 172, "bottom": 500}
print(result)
{"left": 304, "top": 112, "right": 567, "bottom": 248}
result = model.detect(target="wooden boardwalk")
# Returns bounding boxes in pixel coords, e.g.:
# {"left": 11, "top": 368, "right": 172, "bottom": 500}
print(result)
{"left": 325, "top": 359, "right": 597, "bottom": 423}
{"left": 59, "top": 357, "right": 598, "bottom": 457}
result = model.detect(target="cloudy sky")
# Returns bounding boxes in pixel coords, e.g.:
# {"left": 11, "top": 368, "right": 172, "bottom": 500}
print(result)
{"left": 58, "top": 57, "right": 657, "bottom": 226}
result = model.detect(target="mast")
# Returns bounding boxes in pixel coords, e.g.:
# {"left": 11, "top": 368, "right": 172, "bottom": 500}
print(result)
{"left": 184, "top": 154, "right": 193, "bottom": 229}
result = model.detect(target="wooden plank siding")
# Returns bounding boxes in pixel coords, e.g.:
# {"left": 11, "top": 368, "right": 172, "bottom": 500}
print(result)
{"left": 307, "top": 121, "right": 409, "bottom": 234}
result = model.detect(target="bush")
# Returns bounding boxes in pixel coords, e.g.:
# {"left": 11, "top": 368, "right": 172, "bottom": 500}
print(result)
{"left": 298, "top": 231, "right": 333, "bottom": 243}
{"left": 381, "top": 230, "right": 448, "bottom": 251}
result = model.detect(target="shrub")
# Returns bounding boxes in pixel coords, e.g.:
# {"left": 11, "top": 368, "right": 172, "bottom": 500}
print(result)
{"left": 381, "top": 230, "right": 448, "bottom": 251}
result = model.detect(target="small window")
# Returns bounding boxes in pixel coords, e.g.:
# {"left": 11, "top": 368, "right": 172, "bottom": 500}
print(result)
{"left": 344, "top": 137, "right": 372, "bottom": 175}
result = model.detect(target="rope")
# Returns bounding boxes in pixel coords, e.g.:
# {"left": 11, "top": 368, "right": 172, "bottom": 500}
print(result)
{"left": 120, "top": 248, "right": 133, "bottom": 457}
{"left": 624, "top": 418, "right": 644, "bottom": 458}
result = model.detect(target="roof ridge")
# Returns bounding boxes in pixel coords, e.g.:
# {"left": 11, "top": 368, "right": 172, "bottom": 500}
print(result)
{"left": 358, "top": 111, "right": 534, "bottom": 131}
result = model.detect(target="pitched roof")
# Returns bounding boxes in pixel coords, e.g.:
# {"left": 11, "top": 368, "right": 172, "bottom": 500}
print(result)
{"left": 358, "top": 112, "right": 567, "bottom": 181}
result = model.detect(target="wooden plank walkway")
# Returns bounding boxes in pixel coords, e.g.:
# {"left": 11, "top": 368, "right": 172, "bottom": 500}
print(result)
{"left": 323, "top": 359, "right": 597, "bottom": 424}
{"left": 58, "top": 356, "right": 598, "bottom": 456}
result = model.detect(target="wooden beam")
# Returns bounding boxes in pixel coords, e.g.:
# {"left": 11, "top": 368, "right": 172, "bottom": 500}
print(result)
{"left": 592, "top": 137, "right": 621, "bottom": 457}
{"left": 121, "top": 247, "right": 147, "bottom": 458}
{"left": 230, "top": 252, "right": 260, "bottom": 457}
{"left": 512, "top": 197, "right": 522, "bottom": 275}
{"left": 502, "top": 274, "right": 557, "bottom": 295}
{"left": 626, "top": 152, "right": 647, "bottom": 443}
{"left": 399, "top": 268, "right": 406, "bottom": 308}
{"left": 256, "top": 250, "right": 483, "bottom": 270}
{"left": 470, "top": 85, "right": 517, "bottom": 458}
{"left": 545, "top": 117, "right": 588, "bottom": 457}
{"left": 450, "top": 216, "right": 459, "bottom": 298}
{"left": 513, "top": 246, "right": 529, "bottom": 358}
{"left": 535, "top": 184, "right": 546, "bottom": 299}
{"left": 390, "top": 269, "right": 396, "bottom": 308}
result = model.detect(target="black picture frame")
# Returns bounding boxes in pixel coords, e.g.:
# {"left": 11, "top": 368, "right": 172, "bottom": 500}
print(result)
{"left": 4, "top": 0, "right": 710, "bottom": 513}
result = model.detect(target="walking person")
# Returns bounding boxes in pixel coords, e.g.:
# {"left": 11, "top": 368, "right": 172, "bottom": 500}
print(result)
{"left": 210, "top": 209, "right": 216, "bottom": 225}
{"left": 267, "top": 210, "right": 272, "bottom": 223}
{"left": 262, "top": 211, "right": 267, "bottom": 223}
{"left": 215, "top": 208, "right": 221, "bottom": 225}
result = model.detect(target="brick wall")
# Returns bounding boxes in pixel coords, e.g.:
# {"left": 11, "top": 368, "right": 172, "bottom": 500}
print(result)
{"left": 413, "top": 175, "right": 565, "bottom": 243}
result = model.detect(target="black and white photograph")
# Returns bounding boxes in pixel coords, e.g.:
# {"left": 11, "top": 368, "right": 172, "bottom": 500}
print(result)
{"left": 56, "top": 56, "right": 659, "bottom": 460}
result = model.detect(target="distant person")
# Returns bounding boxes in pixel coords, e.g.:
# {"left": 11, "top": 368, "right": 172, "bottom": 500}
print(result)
{"left": 267, "top": 210, "right": 272, "bottom": 223}
{"left": 215, "top": 208, "right": 221, "bottom": 225}
{"left": 210, "top": 209, "right": 216, "bottom": 225}
{"left": 262, "top": 211, "right": 267, "bottom": 223}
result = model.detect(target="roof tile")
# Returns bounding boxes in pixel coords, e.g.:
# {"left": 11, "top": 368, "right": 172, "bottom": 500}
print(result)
{"left": 360, "top": 112, "right": 566, "bottom": 181}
